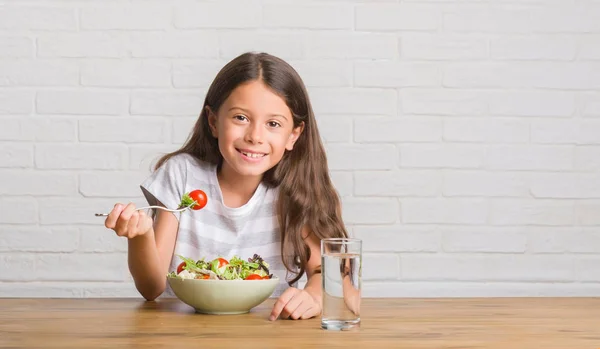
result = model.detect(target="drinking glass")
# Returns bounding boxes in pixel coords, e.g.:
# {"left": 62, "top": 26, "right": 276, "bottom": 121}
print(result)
{"left": 321, "top": 238, "right": 362, "bottom": 331}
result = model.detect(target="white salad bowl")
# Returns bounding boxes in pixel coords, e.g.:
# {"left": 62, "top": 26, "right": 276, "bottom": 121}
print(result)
{"left": 167, "top": 276, "right": 279, "bottom": 314}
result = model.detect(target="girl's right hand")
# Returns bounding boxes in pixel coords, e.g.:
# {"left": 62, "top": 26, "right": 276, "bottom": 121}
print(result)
{"left": 105, "top": 203, "right": 154, "bottom": 239}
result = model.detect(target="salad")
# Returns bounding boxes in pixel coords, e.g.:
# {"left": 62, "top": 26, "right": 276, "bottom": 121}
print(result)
{"left": 169, "top": 254, "right": 273, "bottom": 280}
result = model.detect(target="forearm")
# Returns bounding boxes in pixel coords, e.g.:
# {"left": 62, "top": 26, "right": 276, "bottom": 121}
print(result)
{"left": 127, "top": 229, "right": 166, "bottom": 301}
{"left": 303, "top": 272, "right": 323, "bottom": 306}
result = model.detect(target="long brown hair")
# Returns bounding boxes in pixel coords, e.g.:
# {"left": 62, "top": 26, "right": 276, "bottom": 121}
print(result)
{"left": 155, "top": 52, "right": 348, "bottom": 285}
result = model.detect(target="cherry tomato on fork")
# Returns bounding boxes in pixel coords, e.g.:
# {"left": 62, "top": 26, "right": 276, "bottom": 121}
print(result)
{"left": 189, "top": 190, "right": 208, "bottom": 210}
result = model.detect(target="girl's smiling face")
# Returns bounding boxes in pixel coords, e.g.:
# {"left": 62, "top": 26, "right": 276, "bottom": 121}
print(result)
{"left": 208, "top": 80, "right": 303, "bottom": 180}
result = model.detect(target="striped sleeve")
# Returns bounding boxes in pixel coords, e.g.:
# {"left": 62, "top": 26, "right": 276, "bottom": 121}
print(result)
{"left": 140, "top": 154, "right": 187, "bottom": 219}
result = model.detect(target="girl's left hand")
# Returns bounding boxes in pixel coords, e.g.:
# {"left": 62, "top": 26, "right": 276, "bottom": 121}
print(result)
{"left": 269, "top": 287, "right": 321, "bottom": 321}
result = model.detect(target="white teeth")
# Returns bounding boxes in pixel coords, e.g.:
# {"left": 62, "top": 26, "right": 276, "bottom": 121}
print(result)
{"left": 241, "top": 151, "right": 265, "bottom": 158}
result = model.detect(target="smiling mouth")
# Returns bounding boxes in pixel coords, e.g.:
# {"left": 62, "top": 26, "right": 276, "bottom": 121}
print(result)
{"left": 237, "top": 149, "right": 267, "bottom": 158}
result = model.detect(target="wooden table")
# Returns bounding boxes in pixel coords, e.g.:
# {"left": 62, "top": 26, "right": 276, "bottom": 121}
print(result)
{"left": 1, "top": 298, "right": 599, "bottom": 348}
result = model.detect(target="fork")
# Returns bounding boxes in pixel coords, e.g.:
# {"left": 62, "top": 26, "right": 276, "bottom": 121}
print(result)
{"left": 94, "top": 202, "right": 197, "bottom": 217}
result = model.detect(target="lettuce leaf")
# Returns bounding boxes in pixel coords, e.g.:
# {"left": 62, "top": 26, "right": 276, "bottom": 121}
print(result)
{"left": 178, "top": 193, "right": 195, "bottom": 209}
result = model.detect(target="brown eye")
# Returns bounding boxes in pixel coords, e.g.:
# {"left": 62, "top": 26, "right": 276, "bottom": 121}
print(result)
{"left": 267, "top": 121, "right": 281, "bottom": 128}
{"left": 234, "top": 114, "right": 248, "bottom": 122}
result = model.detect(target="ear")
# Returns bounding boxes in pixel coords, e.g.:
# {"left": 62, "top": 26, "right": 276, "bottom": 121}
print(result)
{"left": 285, "top": 121, "right": 304, "bottom": 151}
{"left": 206, "top": 106, "right": 218, "bottom": 138}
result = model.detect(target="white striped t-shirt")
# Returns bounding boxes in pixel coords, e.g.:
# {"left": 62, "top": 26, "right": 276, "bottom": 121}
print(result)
{"left": 140, "top": 153, "right": 293, "bottom": 298}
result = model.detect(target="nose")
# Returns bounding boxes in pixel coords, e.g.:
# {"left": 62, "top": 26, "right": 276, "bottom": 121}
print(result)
{"left": 245, "top": 122, "right": 264, "bottom": 144}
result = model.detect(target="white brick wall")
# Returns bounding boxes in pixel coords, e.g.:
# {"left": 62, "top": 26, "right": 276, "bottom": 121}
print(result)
{"left": 1, "top": 0, "right": 599, "bottom": 298}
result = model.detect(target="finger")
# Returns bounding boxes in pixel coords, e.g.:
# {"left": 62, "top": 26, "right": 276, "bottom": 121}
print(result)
{"left": 121, "top": 203, "right": 137, "bottom": 220}
{"left": 105, "top": 203, "right": 124, "bottom": 229}
{"left": 269, "top": 288, "right": 297, "bottom": 321}
{"left": 115, "top": 203, "right": 136, "bottom": 234}
{"left": 126, "top": 211, "right": 140, "bottom": 238}
{"left": 290, "top": 301, "right": 313, "bottom": 320}
{"left": 301, "top": 305, "right": 320, "bottom": 320}
{"left": 280, "top": 293, "right": 304, "bottom": 320}
{"left": 137, "top": 210, "right": 152, "bottom": 235}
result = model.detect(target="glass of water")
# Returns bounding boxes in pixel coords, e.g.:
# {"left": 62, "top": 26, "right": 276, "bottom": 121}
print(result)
{"left": 321, "top": 238, "right": 362, "bottom": 331}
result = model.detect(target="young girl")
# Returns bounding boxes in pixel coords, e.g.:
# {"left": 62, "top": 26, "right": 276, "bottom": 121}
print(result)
{"left": 104, "top": 52, "right": 348, "bottom": 321}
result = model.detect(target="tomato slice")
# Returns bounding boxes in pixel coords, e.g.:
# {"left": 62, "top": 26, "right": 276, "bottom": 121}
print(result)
{"left": 217, "top": 258, "right": 229, "bottom": 268}
{"left": 189, "top": 190, "right": 208, "bottom": 210}
{"left": 196, "top": 274, "right": 209, "bottom": 280}
{"left": 262, "top": 275, "right": 270, "bottom": 279}
{"left": 176, "top": 261, "right": 186, "bottom": 274}
{"left": 245, "top": 274, "right": 263, "bottom": 280}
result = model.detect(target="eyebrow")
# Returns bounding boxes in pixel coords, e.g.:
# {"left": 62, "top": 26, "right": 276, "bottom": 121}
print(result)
{"left": 228, "top": 107, "right": 289, "bottom": 121}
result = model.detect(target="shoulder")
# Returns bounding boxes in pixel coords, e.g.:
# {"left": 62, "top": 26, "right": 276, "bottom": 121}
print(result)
{"left": 182, "top": 153, "right": 215, "bottom": 173}
{"left": 263, "top": 183, "right": 280, "bottom": 203}
{"left": 158, "top": 152, "right": 192, "bottom": 167}
{"left": 157, "top": 153, "right": 214, "bottom": 173}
